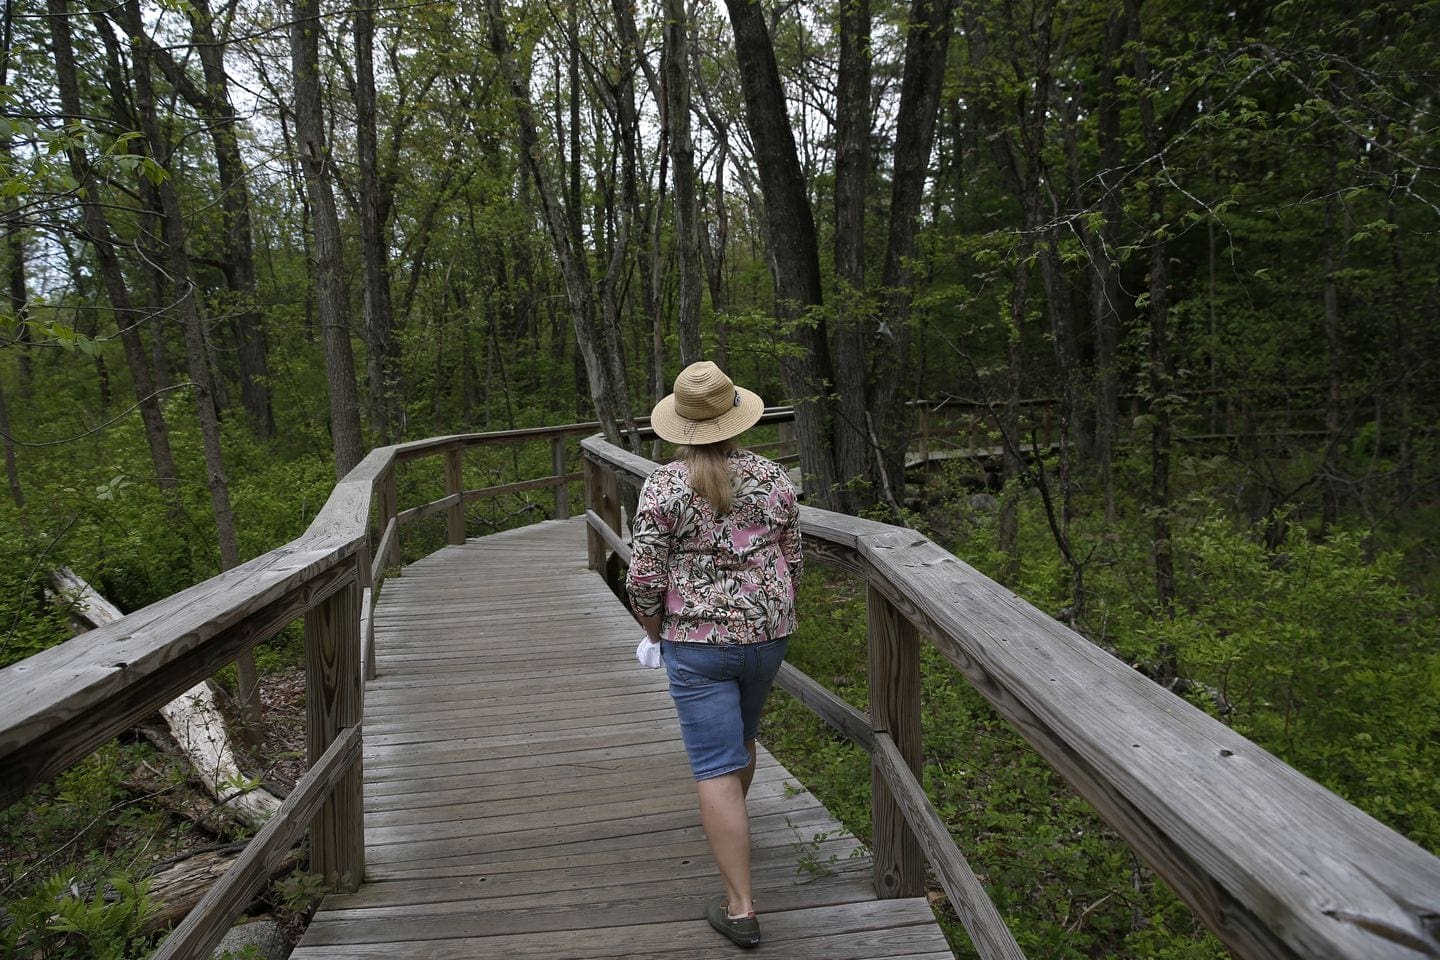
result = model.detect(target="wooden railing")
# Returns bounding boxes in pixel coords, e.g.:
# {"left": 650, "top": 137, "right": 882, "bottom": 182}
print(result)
{"left": 905, "top": 387, "right": 1404, "bottom": 467}
{"left": 0, "top": 420, "right": 605, "bottom": 960}
{"left": 580, "top": 432, "right": 1440, "bottom": 960}
{"left": 7, "top": 409, "right": 1437, "bottom": 960}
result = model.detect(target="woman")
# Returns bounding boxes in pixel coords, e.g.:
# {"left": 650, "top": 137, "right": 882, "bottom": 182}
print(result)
{"left": 626, "top": 361, "right": 802, "bottom": 949}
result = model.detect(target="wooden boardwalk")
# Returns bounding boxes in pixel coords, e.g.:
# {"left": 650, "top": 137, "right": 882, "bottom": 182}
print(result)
{"left": 291, "top": 519, "right": 954, "bottom": 959}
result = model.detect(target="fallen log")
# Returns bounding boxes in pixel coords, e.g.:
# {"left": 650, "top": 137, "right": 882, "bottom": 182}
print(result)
{"left": 48, "top": 567, "right": 283, "bottom": 828}
{"left": 138, "top": 843, "right": 301, "bottom": 935}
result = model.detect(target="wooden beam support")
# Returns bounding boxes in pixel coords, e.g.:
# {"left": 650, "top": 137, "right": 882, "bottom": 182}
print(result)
{"left": 552, "top": 437, "right": 570, "bottom": 520}
{"left": 583, "top": 455, "right": 605, "bottom": 573}
{"left": 872, "top": 732, "right": 1026, "bottom": 960}
{"left": 150, "top": 725, "right": 362, "bottom": 960}
{"left": 444, "top": 447, "right": 465, "bottom": 545}
{"left": 773, "top": 662, "right": 873, "bottom": 751}
{"left": 585, "top": 509, "right": 632, "bottom": 565}
{"left": 304, "top": 574, "right": 364, "bottom": 892}
{"left": 867, "top": 584, "right": 925, "bottom": 899}
{"left": 378, "top": 464, "right": 399, "bottom": 568}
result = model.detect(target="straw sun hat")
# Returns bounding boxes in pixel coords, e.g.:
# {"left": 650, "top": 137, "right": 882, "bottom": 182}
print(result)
{"left": 649, "top": 361, "right": 764, "bottom": 446}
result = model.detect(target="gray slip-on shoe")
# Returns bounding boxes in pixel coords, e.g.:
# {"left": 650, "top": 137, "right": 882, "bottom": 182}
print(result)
{"left": 706, "top": 896, "right": 761, "bottom": 948}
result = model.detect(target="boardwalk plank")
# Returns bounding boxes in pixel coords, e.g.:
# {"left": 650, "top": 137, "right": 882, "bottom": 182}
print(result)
{"left": 295, "top": 901, "right": 946, "bottom": 959}
{"left": 294, "top": 520, "right": 952, "bottom": 959}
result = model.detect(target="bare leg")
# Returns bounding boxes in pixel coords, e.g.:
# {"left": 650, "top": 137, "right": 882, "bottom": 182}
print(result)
{"left": 739, "top": 740, "right": 758, "bottom": 797}
{"left": 697, "top": 772, "right": 754, "bottom": 916}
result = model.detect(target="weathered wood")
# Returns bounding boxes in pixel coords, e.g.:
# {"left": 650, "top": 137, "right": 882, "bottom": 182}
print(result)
{"left": 359, "top": 586, "right": 374, "bottom": 683}
{"left": 377, "top": 463, "right": 399, "bottom": 568}
{"left": 371, "top": 516, "right": 398, "bottom": 586}
{"left": 140, "top": 843, "right": 301, "bottom": 935}
{"left": 868, "top": 585, "right": 924, "bottom": 899}
{"left": 161, "top": 682, "right": 284, "bottom": 828}
{"left": 444, "top": 448, "right": 465, "bottom": 544}
{"left": 581, "top": 432, "right": 1440, "bottom": 959}
{"left": 585, "top": 509, "right": 632, "bottom": 565}
{"left": 583, "top": 455, "right": 606, "bottom": 573}
{"left": 305, "top": 575, "right": 364, "bottom": 891}
{"left": 459, "top": 473, "right": 584, "bottom": 504}
{"left": 853, "top": 527, "right": 1440, "bottom": 960}
{"left": 356, "top": 534, "right": 376, "bottom": 686}
{"left": 872, "top": 732, "right": 1026, "bottom": 960}
{"left": 773, "top": 661, "right": 873, "bottom": 751}
{"left": 48, "top": 567, "right": 284, "bottom": 828}
{"left": 581, "top": 435, "right": 660, "bottom": 484}
{"left": 298, "top": 902, "right": 945, "bottom": 959}
{"left": 551, "top": 437, "right": 570, "bottom": 519}
{"left": 1, "top": 555, "right": 356, "bottom": 808}
{"left": 396, "top": 493, "right": 459, "bottom": 527}
{"left": 393, "top": 422, "right": 609, "bottom": 462}
{"left": 292, "top": 519, "right": 947, "bottom": 959}
{"left": 152, "top": 724, "right": 362, "bottom": 960}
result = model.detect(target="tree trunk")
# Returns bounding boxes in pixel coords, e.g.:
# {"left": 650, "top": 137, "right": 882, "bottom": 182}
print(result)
{"left": 1128, "top": 0, "right": 1175, "bottom": 624}
{"left": 51, "top": 561, "right": 286, "bottom": 828}
{"left": 355, "top": 0, "right": 400, "bottom": 442}
{"left": 123, "top": 0, "right": 258, "bottom": 722}
{"left": 47, "top": 0, "right": 184, "bottom": 512}
{"left": 830, "top": 0, "right": 872, "bottom": 513}
{"left": 187, "top": 0, "right": 274, "bottom": 438}
{"left": 1320, "top": 145, "right": 1344, "bottom": 532}
{"left": 596, "top": 2, "right": 641, "bottom": 439}
{"left": 0, "top": 0, "right": 25, "bottom": 397}
{"left": 723, "top": 0, "right": 839, "bottom": 509}
{"left": 138, "top": 844, "right": 301, "bottom": 935}
{"left": 1381, "top": 126, "right": 1414, "bottom": 507}
{"left": 611, "top": 0, "right": 666, "bottom": 413}
{"left": 1, "top": 52, "right": 30, "bottom": 507}
{"left": 999, "top": 239, "right": 1031, "bottom": 581}
{"left": 692, "top": 43, "right": 733, "bottom": 369}
{"left": 485, "top": 0, "right": 636, "bottom": 447}
{"left": 966, "top": 3, "right": 1048, "bottom": 578}
{"left": 291, "top": 0, "right": 365, "bottom": 476}
{"left": 663, "top": 0, "right": 703, "bottom": 365}
{"left": 874, "top": 0, "right": 956, "bottom": 504}
{"left": 0, "top": 373, "right": 24, "bottom": 515}
{"left": 1093, "top": 9, "right": 1124, "bottom": 523}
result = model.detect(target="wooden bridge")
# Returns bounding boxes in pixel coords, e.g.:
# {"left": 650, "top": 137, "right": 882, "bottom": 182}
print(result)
{"left": 3, "top": 414, "right": 1439, "bottom": 960}
{"left": 288, "top": 519, "right": 951, "bottom": 958}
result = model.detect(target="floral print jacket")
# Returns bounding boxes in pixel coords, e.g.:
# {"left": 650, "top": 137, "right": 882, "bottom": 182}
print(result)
{"left": 626, "top": 449, "right": 802, "bottom": 645}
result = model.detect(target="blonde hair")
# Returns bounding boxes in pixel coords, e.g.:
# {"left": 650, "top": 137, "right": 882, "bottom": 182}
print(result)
{"left": 680, "top": 441, "right": 735, "bottom": 515}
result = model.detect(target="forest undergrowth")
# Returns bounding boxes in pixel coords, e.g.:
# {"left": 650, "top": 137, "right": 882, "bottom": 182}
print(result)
{"left": 762, "top": 451, "right": 1440, "bottom": 960}
{"left": 1, "top": 430, "right": 1436, "bottom": 958}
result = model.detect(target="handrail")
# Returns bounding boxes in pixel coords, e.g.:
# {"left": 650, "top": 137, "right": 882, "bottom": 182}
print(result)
{"left": 579, "top": 433, "right": 1440, "bottom": 960}
{"left": 0, "top": 419, "right": 617, "bottom": 960}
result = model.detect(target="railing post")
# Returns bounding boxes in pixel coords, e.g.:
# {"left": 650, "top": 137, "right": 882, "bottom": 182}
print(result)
{"left": 379, "top": 464, "right": 399, "bottom": 569}
{"left": 356, "top": 534, "right": 376, "bottom": 682}
{"left": 305, "top": 569, "right": 364, "bottom": 892}
{"left": 599, "top": 465, "right": 624, "bottom": 590}
{"left": 778, "top": 419, "right": 795, "bottom": 461}
{"left": 868, "top": 584, "right": 924, "bottom": 898}
{"left": 444, "top": 447, "right": 465, "bottom": 545}
{"left": 584, "top": 454, "right": 605, "bottom": 572}
{"left": 552, "top": 437, "right": 570, "bottom": 520}
{"left": 918, "top": 407, "right": 930, "bottom": 465}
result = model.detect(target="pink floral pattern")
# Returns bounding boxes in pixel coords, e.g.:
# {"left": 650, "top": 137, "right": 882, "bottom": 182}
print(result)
{"left": 626, "top": 449, "right": 802, "bottom": 645}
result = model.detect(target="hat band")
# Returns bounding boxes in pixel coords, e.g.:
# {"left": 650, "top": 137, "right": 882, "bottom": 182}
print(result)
{"left": 674, "top": 391, "right": 737, "bottom": 421}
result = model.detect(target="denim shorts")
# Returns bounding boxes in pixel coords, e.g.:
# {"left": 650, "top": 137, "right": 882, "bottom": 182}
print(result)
{"left": 661, "top": 636, "right": 790, "bottom": 781}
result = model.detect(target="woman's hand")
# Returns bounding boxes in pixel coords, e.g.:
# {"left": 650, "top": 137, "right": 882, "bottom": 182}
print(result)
{"left": 639, "top": 611, "right": 663, "bottom": 643}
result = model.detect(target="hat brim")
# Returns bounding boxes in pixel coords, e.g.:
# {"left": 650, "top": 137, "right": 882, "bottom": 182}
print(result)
{"left": 649, "top": 386, "right": 765, "bottom": 445}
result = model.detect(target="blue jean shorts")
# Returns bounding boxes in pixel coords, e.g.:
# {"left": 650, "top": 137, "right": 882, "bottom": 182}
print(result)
{"left": 661, "top": 636, "right": 790, "bottom": 781}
